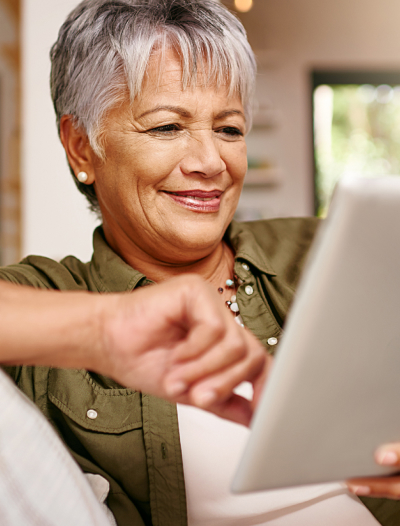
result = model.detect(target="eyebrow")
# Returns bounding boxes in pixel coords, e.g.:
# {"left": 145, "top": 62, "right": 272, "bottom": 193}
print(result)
{"left": 215, "top": 109, "right": 245, "bottom": 120}
{"left": 137, "top": 105, "right": 192, "bottom": 119}
{"left": 137, "top": 106, "right": 245, "bottom": 120}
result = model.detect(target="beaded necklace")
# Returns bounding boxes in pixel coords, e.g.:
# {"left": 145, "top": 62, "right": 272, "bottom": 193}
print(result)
{"left": 218, "top": 274, "right": 244, "bottom": 327}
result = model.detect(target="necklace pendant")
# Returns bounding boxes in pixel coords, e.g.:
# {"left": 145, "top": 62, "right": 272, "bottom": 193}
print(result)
{"left": 235, "top": 314, "right": 244, "bottom": 327}
{"left": 230, "top": 302, "right": 239, "bottom": 313}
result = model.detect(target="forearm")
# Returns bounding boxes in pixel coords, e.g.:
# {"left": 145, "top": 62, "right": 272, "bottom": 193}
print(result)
{"left": 0, "top": 277, "right": 267, "bottom": 425}
{"left": 0, "top": 281, "right": 104, "bottom": 370}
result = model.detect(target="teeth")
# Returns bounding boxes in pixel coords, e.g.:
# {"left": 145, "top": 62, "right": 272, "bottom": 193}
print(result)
{"left": 171, "top": 193, "right": 216, "bottom": 201}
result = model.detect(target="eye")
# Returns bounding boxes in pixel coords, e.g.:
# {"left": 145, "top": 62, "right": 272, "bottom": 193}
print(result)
{"left": 149, "top": 124, "right": 181, "bottom": 135}
{"left": 217, "top": 126, "right": 244, "bottom": 138}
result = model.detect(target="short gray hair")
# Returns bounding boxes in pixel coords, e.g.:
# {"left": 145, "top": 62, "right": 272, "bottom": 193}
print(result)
{"left": 50, "top": 0, "right": 257, "bottom": 213}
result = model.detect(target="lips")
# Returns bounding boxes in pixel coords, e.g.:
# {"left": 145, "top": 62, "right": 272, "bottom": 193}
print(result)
{"left": 162, "top": 189, "right": 223, "bottom": 212}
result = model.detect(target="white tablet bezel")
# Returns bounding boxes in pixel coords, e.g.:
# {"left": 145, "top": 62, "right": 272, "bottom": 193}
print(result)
{"left": 232, "top": 176, "right": 400, "bottom": 493}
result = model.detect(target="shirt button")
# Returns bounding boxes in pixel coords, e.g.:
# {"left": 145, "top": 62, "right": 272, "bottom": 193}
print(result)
{"left": 87, "top": 409, "right": 98, "bottom": 420}
{"left": 245, "top": 285, "right": 253, "bottom": 296}
{"left": 242, "top": 263, "right": 250, "bottom": 271}
{"left": 268, "top": 337, "right": 278, "bottom": 346}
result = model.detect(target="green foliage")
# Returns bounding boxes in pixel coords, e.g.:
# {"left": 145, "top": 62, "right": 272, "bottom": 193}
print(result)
{"left": 314, "top": 85, "right": 400, "bottom": 216}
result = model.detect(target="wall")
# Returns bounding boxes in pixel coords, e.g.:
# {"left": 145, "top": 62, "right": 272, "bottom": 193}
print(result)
{"left": 234, "top": 0, "right": 400, "bottom": 218}
{"left": 20, "top": 0, "right": 400, "bottom": 261}
{"left": 0, "top": 0, "right": 20, "bottom": 265}
{"left": 22, "top": 0, "right": 99, "bottom": 261}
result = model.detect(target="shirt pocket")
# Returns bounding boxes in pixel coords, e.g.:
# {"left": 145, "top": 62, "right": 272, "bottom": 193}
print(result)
{"left": 47, "top": 368, "right": 150, "bottom": 503}
{"left": 47, "top": 368, "right": 142, "bottom": 433}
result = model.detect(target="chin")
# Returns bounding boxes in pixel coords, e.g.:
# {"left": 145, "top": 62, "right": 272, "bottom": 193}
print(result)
{"left": 167, "top": 221, "right": 227, "bottom": 253}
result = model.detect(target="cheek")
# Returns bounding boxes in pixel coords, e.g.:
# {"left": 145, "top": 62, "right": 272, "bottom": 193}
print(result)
{"left": 100, "top": 141, "right": 177, "bottom": 200}
{"left": 224, "top": 142, "right": 247, "bottom": 183}
{"left": 123, "top": 141, "right": 182, "bottom": 190}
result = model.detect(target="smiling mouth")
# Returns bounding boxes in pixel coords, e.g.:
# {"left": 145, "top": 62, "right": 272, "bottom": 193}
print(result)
{"left": 162, "top": 190, "right": 223, "bottom": 212}
{"left": 169, "top": 192, "right": 216, "bottom": 201}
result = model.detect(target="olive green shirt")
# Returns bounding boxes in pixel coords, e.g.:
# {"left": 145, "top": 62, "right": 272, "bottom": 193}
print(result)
{"left": 0, "top": 218, "right": 397, "bottom": 526}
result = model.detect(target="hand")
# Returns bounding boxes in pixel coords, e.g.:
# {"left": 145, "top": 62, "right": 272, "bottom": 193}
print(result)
{"left": 347, "top": 443, "right": 400, "bottom": 499}
{"left": 100, "top": 274, "right": 268, "bottom": 426}
{"left": 0, "top": 277, "right": 267, "bottom": 426}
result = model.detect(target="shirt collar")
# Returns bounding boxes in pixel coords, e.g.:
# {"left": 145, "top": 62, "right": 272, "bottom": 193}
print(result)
{"left": 226, "top": 220, "right": 277, "bottom": 276}
{"left": 90, "top": 226, "right": 146, "bottom": 292}
{"left": 90, "top": 221, "right": 277, "bottom": 293}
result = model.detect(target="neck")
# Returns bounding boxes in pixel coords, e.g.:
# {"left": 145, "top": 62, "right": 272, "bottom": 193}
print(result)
{"left": 103, "top": 225, "right": 235, "bottom": 289}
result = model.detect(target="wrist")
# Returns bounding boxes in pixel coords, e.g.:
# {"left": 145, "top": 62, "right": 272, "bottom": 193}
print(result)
{"left": 89, "top": 293, "right": 121, "bottom": 376}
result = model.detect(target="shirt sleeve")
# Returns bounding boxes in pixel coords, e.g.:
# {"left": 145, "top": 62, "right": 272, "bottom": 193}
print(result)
{"left": 0, "top": 262, "right": 55, "bottom": 288}
{"left": 0, "top": 261, "right": 56, "bottom": 382}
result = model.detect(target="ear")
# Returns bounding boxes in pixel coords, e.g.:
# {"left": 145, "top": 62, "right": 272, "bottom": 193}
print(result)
{"left": 59, "top": 115, "right": 96, "bottom": 185}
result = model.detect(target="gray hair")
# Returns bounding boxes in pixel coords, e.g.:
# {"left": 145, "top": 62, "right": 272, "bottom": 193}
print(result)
{"left": 50, "top": 0, "right": 256, "bottom": 213}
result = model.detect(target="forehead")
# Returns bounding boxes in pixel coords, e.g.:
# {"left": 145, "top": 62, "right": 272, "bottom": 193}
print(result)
{"left": 135, "top": 47, "right": 243, "bottom": 112}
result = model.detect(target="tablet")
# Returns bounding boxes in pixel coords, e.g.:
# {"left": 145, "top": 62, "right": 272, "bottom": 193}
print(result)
{"left": 232, "top": 176, "right": 400, "bottom": 493}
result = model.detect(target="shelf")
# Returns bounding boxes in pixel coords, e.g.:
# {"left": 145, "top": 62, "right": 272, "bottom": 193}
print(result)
{"left": 251, "top": 108, "right": 281, "bottom": 130}
{"left": 244, "top": 168, "right": 283, "bottom": 187}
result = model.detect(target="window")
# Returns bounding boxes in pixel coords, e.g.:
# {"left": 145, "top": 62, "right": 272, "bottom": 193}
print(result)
{"left": 312, "top": 71, "right": 400, "bottom": 215}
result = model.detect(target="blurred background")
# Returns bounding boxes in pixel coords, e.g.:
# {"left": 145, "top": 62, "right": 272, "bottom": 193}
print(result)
{"left": 1, "top": 0, "right": 400, "bottom": 264}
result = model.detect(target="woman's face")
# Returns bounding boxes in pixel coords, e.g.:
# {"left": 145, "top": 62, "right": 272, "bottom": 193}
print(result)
{"left": 92, "top": 49, "right": 247, "bottom": 264}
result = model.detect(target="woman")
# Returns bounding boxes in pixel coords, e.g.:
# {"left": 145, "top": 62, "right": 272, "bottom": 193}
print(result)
{"left": 1, "top": 0, "right": 400, "bottom": 525}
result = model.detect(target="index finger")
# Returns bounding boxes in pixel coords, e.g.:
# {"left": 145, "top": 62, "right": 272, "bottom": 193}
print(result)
{"left": 375, "top": 443, "right": 400, "bottom": 467}
{"left": 169, "top": 280, "right": 233, "bottom": 363}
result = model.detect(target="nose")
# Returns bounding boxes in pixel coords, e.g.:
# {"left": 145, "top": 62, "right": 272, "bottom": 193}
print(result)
{"left": 180, "top": 132, "right": 226, "bottom": 178}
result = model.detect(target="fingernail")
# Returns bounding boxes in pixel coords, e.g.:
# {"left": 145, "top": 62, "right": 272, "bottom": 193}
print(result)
{"left": 376, "top": 450, "right": 398, "bottom": 466}
{"left": 195, "top": 390, "right": 217, "bottom": 408}
{"left": 166, "top": 381, "right": 187, "bottom": 397}
{"left": 352, "top": 485, "right": 371, "bottom": 496}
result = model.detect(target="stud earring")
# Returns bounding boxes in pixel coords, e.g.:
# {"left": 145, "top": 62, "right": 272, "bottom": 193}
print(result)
{"left": 77, "top": 171, "right": 88, "bottom": 183}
